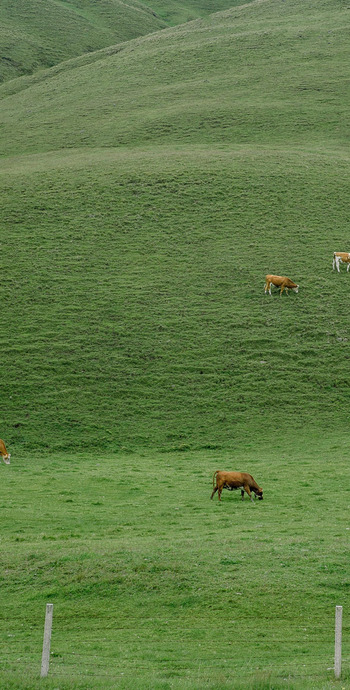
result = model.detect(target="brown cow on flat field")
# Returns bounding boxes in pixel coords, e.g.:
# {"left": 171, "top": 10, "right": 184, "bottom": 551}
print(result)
{"left": 211, "top": 471, "right": 263, "bottom": 502}
{"left": 0, "top": 439, "right": 10, "bottom": 464}
{"left": 264, "top": 274, "right": 299, "bottom": 296}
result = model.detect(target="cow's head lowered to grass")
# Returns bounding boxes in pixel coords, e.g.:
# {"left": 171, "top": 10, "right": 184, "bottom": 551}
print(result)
{"left": 211, "top": 470, "right": 263, "bottom": 502}
{"left": 0, "top": 439, "right": 11, "bottom": 464}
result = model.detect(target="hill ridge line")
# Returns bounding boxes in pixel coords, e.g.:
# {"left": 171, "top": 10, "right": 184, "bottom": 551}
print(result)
{"left": 1, "top": 144, "right": 349, "bottom": 177}
{"left": 0, "top": 0, "right": 277, "bottom": 101}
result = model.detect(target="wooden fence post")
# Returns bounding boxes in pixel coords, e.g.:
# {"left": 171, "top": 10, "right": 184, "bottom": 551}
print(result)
{"left": 334, "top": 605, "right": 342, "bottom": 680}
{"left": 40, "top": 603, "right": 53, "bottom": 678}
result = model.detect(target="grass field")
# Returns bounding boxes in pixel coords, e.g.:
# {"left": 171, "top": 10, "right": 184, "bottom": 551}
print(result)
{"left": 0, "top": 0, "right": 251, "bottom": 83}
{"left": 1, "top": 0, "right": 349, "bottom": 152}
{"left": 1, "top": 435, "right": 349, "bottom": 688}
{"left": 0, "top": 0, "right": 166, "bottom": 83}
{"left": 139, "top": 0, "right": 253, "bottom": 26}
{"left": 1, "top": 144, "right": 350, "bottom": 453}
{"left": 1, "top": 0, "right": 350, "bottom": 452}
{"left": 1, "top": 0, "right": 350, "bottom": 686}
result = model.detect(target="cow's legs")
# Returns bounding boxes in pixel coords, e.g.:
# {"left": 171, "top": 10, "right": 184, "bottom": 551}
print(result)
{"left": 241, "top": 489, "right": 244, "bottom": 500}
{"left": 218, "top": 486, "right": 223, "bottom": 501}
{"left": 265, "top": 280, "right": 272, "bottom": 295}
{"left": 280, "top": 285, "right": 285, "bottom": 296}
{"left": 243, "top": 485, "right": 254, "bottom": 502}
{"left": 210, "top": 486, "right": 218, "bottom": 500}
{"left": 347, "top": 263, "right": 350, "bottom": 272}
{"left": 336, "top": 259, "right": 341, "bottom": 273}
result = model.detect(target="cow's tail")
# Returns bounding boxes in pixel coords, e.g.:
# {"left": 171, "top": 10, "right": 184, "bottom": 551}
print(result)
{"left": 212, "top": 470, "right": 219, "bottom": 487}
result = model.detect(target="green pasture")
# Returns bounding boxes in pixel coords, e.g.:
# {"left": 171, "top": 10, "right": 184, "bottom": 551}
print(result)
{"left": 0, "top": 0, "right": 252, "bottom": 83}
{"left": 139, "top": 0, "right": 253, "bottom": 26}
{"left": 1, "top": 0, "right": 349, "bottom": 153}
{"left": 1, "top": 144, "right": 350, "bottom": 452}
{"left": 1, "top": 0, "right": 350, "bottom": 687}
{"left": 0, "top": 0, "right": 166, "bottom": 83}
{"left": 1, "top": 436, "right": 349, "bottom": 689}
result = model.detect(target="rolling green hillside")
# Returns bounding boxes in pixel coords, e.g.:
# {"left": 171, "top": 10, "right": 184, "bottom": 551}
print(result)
{"left": 1, "top": 0, "right": 350, "bottom": 454}
{"left": 0, "top": 0, "right": 166, "bottom": 83}
{"left": 1, "top": 0, "right": 348, "bottom": 153}
{"left": 142, "top": 0, "right": 254, "bottom": 26}
{"left": 1, "top": 2, "right": 350, "bottom": 688}
{"left": 0, "top": 0, "right": 252, "bottom": 84}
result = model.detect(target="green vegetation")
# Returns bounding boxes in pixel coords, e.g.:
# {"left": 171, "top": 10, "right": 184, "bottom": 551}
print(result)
{"left": 1, "top": 437, "right": 349, "bottom": 688}
{"left": 0, "top": 0, "right": 349, "bottom": 452}
{"left": 0, "top": 0, "right": 251, "bottom": 83}
{"left": 1, "top": 0, "right": 349, "bottom": 152}
{"left": 141, "top": 0, "right": 253, "bottom": 26}
{"left": 1, "top": 145, "right": 350, "bottom": 453}
{"left": 0, "top": 0, "right": 166, "bottom": 83}
{"left": 1, "top": 0, "right": 350, "bottom": 686}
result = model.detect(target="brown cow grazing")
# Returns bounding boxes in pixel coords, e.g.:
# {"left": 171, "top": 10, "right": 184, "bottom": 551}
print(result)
{"left": 211, "top": 471, "right": 263, "bottom": 503}
{"left": 333, "top": 252, "right": 350, "bottom": 272}
{"left": 264, "top": 274, "right": 299, "bottom": 296}
{"left": 265, "top": 274, "right": 299, "bottom": 297}
{"left": 0, "top": 439, "right": 10, "bottom": 464}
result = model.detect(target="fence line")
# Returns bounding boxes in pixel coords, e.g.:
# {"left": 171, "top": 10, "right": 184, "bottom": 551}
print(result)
{"left": 0, "top": 604, "right": 346, "bottom": 681}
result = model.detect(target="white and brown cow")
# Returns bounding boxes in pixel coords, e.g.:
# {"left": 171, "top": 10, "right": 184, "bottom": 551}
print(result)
{"left": 0, "top": 439, "right": 10, "bottom": 464}
{"left": 333, "top": 252, "right": 350, "bottom": 272}
{"left": 264, "top": 274, "right": 299, "bottom": 296}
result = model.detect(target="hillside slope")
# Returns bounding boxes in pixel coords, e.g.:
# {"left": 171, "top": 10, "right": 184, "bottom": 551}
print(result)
{"left": 0, "top": 0, "right": 350, "bottom": 452}
{"left": 0, "top": 0, "right": 254, "bottom": 83}
{"left": 0, "top": 0, "right": 166, "bottom": 83}
{"left": 142, "top": 0, "right": 254, "bottom": 26}
{"left": 0, "top": 0, "right": 348, "bottom": 154}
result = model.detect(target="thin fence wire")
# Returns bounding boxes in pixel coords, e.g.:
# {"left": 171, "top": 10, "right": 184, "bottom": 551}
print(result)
{"left": 0, "top": 617, "right": 346, "bottom": 682}
{"left": 0, "top": 653, "right": 338, "bottom": 670}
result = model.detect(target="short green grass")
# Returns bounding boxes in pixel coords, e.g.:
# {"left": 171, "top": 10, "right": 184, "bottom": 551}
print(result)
{"left": 0, "top": 0, "right": 253, "bottom": 83}
{"left": 1, "top": 0, "right": 349, "bottom": 153}
{"left": 140, "top": 0, "right": 254, "bottom": 26}
{"left": 0, "top": 0, "right": 166, "bottom": 83}
{"left": 1, "top": 435, "right": 349, "bottom": 688}
{"left": 1, "top": 144, "right": 350, "bottom": 452}
{"left": 1, "top": 1, "right": 350, "bottom": 687}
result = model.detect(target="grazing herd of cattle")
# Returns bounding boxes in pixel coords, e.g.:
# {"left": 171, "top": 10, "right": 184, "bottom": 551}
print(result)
{"left": 217, "top": 251, "right": 350, "bottom": 502}
{"left": 2, "top": 250, "right": 349, "bottom": 504}
{"left": 264, "top": 251, "right": 350, "bottom": 296}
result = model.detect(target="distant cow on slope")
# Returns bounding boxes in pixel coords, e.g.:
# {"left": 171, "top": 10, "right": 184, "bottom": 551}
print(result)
{"left": 264, "top": 274, "right": 299, "bottom": 296}
{"left": 211, "top": 471, "right": 263, "bottom": 503}
{"left": 333, "top": 252, "right": 350, "bottom": 272}
{"left": 0, "top": 439, "right": 10, "bottom": 464}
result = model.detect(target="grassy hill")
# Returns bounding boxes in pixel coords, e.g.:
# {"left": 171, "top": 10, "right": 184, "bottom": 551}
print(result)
{"left": 0, "top": 0, "right": 349, "bottom": 453}
{"left": 0, "top": 0, "right": 252, "bottom": 84}
{"left": 0, "top": 0, "right": 166, "bottom": 83}
{"left": 141, "top": 0, "right": 254, "bottom": 26}
{"left": 2, "top": 143, "right": 350, "bottom": 455}
{"left": 1, "top": 1, "right": 350, "bottom": 687}
{"left": 1, "top": 0, "right": 348, "bottom": 152}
